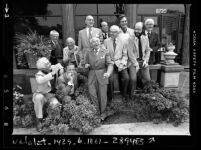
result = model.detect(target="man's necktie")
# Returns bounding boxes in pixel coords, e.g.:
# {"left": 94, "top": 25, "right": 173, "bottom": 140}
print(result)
{"left": 113, "top": 39, "right": 116, "bottom": 51}
{"left": 137, "top": 36, "right": 143, "bottom": 60}
{"left": 148, "top": 32, "right": 151, "bottom": 42}
{"left": 89, "top": 28, "right": 92, "bottom": 40}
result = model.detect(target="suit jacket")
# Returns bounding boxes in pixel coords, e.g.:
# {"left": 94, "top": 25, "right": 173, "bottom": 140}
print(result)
{"left": 145, "top": 31, "right": 160, "bottom": 52}
{"left": 78, "top": 27, "right": 102, "bottom": 52}
{"left": 127, "top": 35, "right": 152, "bottom": 67}
{"left": 85, "top": 47, "right": 114, "bottom": 85}
{"left": 35, "top": 70, "right": 54, "bottom": 93}
{"left": 63, "top": 45, "right": 81, "bottom": 66}
{"left": 104, "top": 36, "right": 128, "bottom": 71}
{"left": 119, "top": 27, "right": 135, "bottom": 39}
{"left": 49, "top": 40, "right": 63, "bottom": 65}
{"left": 57, "top": 72, "right": 78, "bottom": 95}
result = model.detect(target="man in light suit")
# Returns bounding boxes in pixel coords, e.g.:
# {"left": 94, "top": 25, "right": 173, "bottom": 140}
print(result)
{"left": 85, "top": 37, "right": 114, "bottom": 120}
{"left": 118, "top": 14, "right": 135, "bottom": 40}
{"left": 78, "top": 15, "right": 102, "bottom": 65}
{"left": 104, "top": 25, "right": 129, "bottom": 105}
{"left": 144, "top": 19, "right": 160, "bottom": 64}
{"left": 127, "top": 22, "right": 152, "bottom": 94}
{"left": 32, "top": 57, "right": 63, "bottom": 131}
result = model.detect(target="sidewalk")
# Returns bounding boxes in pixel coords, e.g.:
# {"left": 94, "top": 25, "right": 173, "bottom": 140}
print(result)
{"left": 12, "top": 121, "right": 190, "bottom": 135}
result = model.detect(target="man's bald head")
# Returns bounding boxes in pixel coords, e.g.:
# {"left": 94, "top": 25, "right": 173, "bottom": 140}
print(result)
{"left": 85, "top": 15, "right": 94, "bottom": 28}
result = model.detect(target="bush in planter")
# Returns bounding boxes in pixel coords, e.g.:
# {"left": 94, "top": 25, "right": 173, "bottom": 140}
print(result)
{"left": 13, "top": 85, "right": 36, "bottom": 128}
{"left": 14, "top": 29, "right": 52, "bottom": 68}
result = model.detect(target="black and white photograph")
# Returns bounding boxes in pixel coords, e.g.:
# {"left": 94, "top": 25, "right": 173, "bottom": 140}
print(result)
{"left": 2, "top": 1, "right": 198, "bottom": 148}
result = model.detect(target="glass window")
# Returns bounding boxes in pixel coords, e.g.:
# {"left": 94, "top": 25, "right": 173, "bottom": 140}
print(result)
{"left": 137, "top": 4, "right": 185, "bottom": 14}
{"left": 14, "top": 17, "right": 62, "bottom": 37}
{"left": 12, "top": 3, "right": 62, "bottom": 16}
{"left": 98, "top": 4, "right": 116, "bottom": 15}
{"left": 162, "top": 15, "right": 178, "bottom": 45}
{"left": 75, "top": 4, "right": 97, "bottom": 15}
{"left": 98, "top": 16, "right": 118, "bottom": 27}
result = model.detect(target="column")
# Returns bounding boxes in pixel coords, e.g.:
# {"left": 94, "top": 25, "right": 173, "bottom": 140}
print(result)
{"left": 125, "top": 4, "right": 137, "bottom": 28}
{"left": 61, "top": 4, "right": 75, "bottom": 43}
{"left": 181, "top": 4, "right": 191, "bottom": 68}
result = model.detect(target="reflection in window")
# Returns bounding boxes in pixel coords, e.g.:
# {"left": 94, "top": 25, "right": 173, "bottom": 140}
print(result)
{"left": 14, "top": 17, "right": 62, "bottom": 38}
{"left": 98, "top": 16, "right": 118, "bottom": 27}
{"left": 137, "top": 4, "right": 185, "bottom": 14}
{"left": 162, "top": 16, "right": 178, "bottom": 45}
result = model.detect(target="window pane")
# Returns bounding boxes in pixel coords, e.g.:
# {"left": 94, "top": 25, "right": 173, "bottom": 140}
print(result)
{"left": 14, "top": 17, "right": 62, "bottom": 38}
{"left": 162, "top": 16, "right": 178, "bottom": 46}
{"left": 98, "top": 4, "right": 116, "bottom": 15}
{"left": 75, "top": 4, "right": 97, "bottom": 15}
{"left": 137, "top": 4, "right": 185, "bottom": 14}
{"left": 98, "top": 16, "right": 118, "bottom": 27}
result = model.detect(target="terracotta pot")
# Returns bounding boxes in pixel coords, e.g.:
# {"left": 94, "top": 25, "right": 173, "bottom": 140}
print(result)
{"left": 25, "top": 52, "right": 38, "bottom": 68}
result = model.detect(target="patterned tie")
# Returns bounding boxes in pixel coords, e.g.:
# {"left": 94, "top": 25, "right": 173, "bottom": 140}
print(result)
{"left": 137, "top": 36, "right": 143, "bottom": 60}
{"left": 89, "top": 28, "right": 92, "bottom": 40}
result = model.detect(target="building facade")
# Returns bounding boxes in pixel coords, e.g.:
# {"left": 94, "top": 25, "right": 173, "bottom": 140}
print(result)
{"left": 13, "top": 4, "right": 189, "bottom": 68}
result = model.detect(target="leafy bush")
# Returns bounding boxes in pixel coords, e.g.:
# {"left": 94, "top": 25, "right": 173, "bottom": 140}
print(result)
{"left": 42, "top": 77, "right": 101, "bottom": 134}
{"left": 128, "top": 80, "right": 189, "bottom": 126}
{"left": 13, "top": 85, "right": 36, "bottom": 128}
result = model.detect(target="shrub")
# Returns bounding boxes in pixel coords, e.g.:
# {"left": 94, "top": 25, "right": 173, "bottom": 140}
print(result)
{"left": 129, "top": 80, "right": 189, "bottom": 126}
{"left": 13, "top": 85, "right": 36, "bottom": 128}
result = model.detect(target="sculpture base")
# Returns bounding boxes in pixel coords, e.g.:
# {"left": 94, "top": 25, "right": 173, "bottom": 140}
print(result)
{"left": 160, "top": 64, "right": 184, "bottom": 88}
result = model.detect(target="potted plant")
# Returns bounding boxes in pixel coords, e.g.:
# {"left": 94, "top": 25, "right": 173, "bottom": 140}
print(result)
{"left": 14, "top": 29, "right": 52, "bottom": 68}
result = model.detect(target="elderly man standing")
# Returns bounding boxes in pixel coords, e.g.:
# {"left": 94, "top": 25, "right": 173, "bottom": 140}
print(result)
{"left": 85, "top": 37, "right": 113, "bottom": 120}
{"left": 104, "top": 25, "right": 129, "bottom": 105}
{"left": 78, "top": 15, "right": 102, "bottom": 65}
{"left": 63, "top": 37, "right": 81, "bottom": 68}
{"left": 127, "top": 22, "right": 152, "bottom": 93}
{"left": 49, "top": 30, "right": 63, "bottom": 65}
{"left": 144, "top": 18, "right": 160, "bottom": 64}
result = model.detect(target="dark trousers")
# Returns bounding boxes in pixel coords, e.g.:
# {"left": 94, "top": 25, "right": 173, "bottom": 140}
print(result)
{"left": 108, "top": 65, "right": 129, "bottom": 102}
{"left": 128, "top": 61, "right": 151, "bottom": 92}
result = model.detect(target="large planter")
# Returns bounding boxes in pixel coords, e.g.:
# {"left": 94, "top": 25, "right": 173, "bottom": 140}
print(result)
{"left": 25, "top": 52, "right": 38, "bottom": 68}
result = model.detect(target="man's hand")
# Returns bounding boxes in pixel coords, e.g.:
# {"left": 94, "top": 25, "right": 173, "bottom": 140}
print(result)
{"left": 135, "top": 63, "right": 140, "bottom": 72}
{"left": 85, "top": 64, "right": 90, "bottom": 68}
{"left": 103, "top": 72, "right": 110, "bottom": 78}
{"left": 142, "top": 61, "right": 148, "bottom": 68}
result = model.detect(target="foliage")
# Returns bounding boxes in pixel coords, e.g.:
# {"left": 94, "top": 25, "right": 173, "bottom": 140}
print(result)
{"left": 14, "top": 29, "right": 52, "bottom": 68}
{"left": 129, "top": 80, "right": 189, "bottom": 126}
{"left": 42, "top": 77, "right": 100, "bottom": 134}
{"left": 13, "top": 85, "right": 36, "bottom": 128}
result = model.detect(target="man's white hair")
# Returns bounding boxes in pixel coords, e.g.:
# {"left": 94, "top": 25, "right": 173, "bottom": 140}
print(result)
{"left": 50, "top": 30, "right": 59, "bottom": 36}
{"left": 145, "top": 18, "right": 154, "bottom": 25}
{"left": 89, "top": 37, "right": 100, "bottom": 43}
{"left": 66, "top": 37, "right": 75, "bottom": 44}
{"left": 135, "top": 22, "right": 144, "bottom": 29}
{"left": 36, "top": 57, "right": 50, "bottom": 70}
{"left": 110, "top": 25, "right": 120, "bottom": 32}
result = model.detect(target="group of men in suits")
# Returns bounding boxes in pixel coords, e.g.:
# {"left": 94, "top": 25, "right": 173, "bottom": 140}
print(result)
{"left": 32, "top": 14, "right": 161, "bottom": 130}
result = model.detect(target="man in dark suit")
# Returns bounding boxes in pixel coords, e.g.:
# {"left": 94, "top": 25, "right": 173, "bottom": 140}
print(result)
{"left": 100, "top": 21, "right": 109, "bottom": 42}
{"left": 144, "top": 19, "right": 160, "bottom": 64}
{"left": 49, "top": 30, "right": 63, "bottom": 65}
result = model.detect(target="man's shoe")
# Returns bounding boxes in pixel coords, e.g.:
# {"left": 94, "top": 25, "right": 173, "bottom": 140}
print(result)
{"left": 36, "top": 118, "right": 43, "bottom": 132}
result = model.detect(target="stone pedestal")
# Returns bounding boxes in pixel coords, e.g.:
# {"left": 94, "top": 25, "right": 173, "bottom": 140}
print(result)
{"left": 160, "top": 65, "right": 184, "bottom": 88}
{"left": 149, "top": 64, "right": 162, "bottom": 83}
